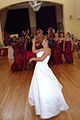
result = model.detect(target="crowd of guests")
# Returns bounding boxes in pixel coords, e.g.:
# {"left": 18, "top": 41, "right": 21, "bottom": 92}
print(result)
{"left": 10, "top": 27, "right": 74, "bottom": 71}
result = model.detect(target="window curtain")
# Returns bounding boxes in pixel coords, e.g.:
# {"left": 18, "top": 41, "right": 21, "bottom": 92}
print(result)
{"left": 1, "top": 8, "right": 8, "bottom": 31}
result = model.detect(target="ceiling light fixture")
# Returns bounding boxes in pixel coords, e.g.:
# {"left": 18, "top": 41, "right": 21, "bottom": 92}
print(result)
{"left": 29, "top": 0, "right": 42, "bottom": 12}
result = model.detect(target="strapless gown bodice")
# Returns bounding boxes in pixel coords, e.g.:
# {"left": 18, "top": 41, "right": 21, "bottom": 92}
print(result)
{"left": 36, "top": 51, "right": 50, "bottom": 66}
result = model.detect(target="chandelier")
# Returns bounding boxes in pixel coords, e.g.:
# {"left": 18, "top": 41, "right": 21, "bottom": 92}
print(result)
{"left": 29, "top": 0, "right": 42, "bottom": 12}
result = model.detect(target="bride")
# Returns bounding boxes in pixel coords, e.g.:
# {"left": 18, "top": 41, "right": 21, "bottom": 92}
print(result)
{"left": 29, "top": 37, "right": 69, "bottom": 119}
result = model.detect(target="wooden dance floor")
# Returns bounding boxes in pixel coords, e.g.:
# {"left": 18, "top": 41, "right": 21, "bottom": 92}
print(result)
{"left": 0, "top": 52, "right": 80, "bottom": 120}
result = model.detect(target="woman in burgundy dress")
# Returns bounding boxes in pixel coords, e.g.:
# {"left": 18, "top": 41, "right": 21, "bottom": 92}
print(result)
{"left": 11, "top": 41, "right": 25, "bottom": 71}
{"left": 53, "top": 33, "right": 63, "bottom": 65}
{"left": 63, "top": 32, "right": 73, "bottom": 63}
{"left": 60, "top": 32, "right": 65, "bottom": 53}
{"left": 25, "top": 37, "right": 36, "bottom": 69}
{"left": 47, "top": 27, "right": 55, "bottom": 65}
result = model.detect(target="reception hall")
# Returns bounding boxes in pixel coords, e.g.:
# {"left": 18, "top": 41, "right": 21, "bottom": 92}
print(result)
{"left": 0, "top": 0, "right": 80, "bottom": 120}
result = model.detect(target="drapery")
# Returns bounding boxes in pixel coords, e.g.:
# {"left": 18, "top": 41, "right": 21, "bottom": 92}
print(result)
{"left": 1, "top": 8, "right": 8, "bottom": 31}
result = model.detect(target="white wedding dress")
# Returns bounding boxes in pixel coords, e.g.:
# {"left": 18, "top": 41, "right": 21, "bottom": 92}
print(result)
{"left": 28, "top": 51, "right": 69, "bottom": 119}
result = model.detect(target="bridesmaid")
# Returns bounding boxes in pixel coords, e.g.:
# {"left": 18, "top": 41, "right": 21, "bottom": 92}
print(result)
{"left": 63, "top": 32, "right": 73, "bottom": 63}
{"left": 53, "top": 33, "right": 63, "bottom": 65}
{"left": 24, "top": 37, "right": 36, "bottom": 69}
{"left": 60, "top": 32, "right": 65, "bottom": 53}
{"left": 11, "top": 41, "right": 25, "bottom": 71}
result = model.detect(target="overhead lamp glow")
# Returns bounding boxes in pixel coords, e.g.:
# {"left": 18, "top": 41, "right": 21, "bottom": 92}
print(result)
{"left": 29, "top": 1, "right": 42, "bottom": 12}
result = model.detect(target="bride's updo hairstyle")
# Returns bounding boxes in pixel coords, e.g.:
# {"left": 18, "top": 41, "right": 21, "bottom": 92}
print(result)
{"left": 47, "top": 38, "right": 55, "bottom": 49}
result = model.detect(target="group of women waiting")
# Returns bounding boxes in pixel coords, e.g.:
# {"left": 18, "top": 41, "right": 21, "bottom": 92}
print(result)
{"left": 10, "top": 27, "right": 74, "bottom": 71}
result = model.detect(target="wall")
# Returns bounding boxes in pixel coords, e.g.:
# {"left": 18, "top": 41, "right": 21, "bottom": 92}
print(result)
{"left": 0, "top": 12, "right": 3, "bottom": 44}
{"left": 75, "top": 0, "right": 80, "bottom": 19}
{"left": 56, "top": 5, "right": 64, "bottom": 32}
{"left": 28, "top": 8, "right": 36, "bottom": 34}
{"left": 63, "top": 0, "right": 80, "bottom": 38}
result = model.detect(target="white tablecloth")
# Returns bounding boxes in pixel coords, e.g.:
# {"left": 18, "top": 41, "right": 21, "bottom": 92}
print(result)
{"left": 8, "top": 46, "right": 14, "bottom": 59}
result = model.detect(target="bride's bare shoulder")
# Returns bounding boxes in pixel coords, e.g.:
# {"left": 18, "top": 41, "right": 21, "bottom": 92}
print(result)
{"left": 44, "top": 48, "right": 51, "bottom": 55}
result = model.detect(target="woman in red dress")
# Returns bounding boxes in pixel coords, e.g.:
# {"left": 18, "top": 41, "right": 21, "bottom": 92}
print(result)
{"left": 25, "top": 37, "right": 36, "bottom": 69}
{"left": 60, "top": 32, "right": 65, "bottom": 53}
{"left": 63, "top": 32, "right": 73, "bottom": 63}
{"left": 11, "top": 41, "right": 25, "bottom": 71}
{"left": 53, "top": 33, "right": 63, "bottom": 65}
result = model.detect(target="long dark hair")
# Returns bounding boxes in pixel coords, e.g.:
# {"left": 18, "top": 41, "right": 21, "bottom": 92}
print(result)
{"left": 47, "top": 37, "right": 55, "bottom": 49}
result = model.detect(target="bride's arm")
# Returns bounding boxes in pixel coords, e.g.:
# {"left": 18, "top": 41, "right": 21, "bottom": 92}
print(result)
{"left": 29, "top": 50, "right": 49, "bottom": 63}
{"left": 32, "top": 37, "right": 42, "bottom": 54}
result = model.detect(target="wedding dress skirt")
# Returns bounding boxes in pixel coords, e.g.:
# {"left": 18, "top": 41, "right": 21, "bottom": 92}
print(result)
{"left": 28, "top": 51, "right": 69, "bottom": 119}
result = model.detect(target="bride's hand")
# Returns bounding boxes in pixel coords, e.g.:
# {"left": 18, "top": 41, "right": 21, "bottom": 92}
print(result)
{"left": 32, "top": 37, "right": 36, "bottom": 43}
{"left": 29, "top": 58, "right": 34, "bottom": 63}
